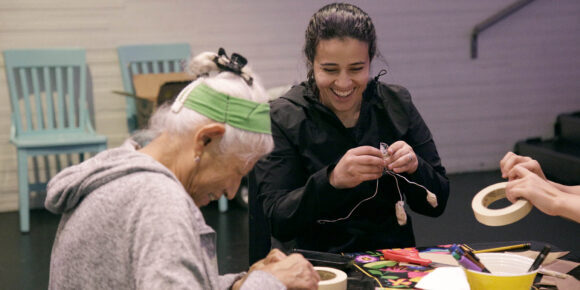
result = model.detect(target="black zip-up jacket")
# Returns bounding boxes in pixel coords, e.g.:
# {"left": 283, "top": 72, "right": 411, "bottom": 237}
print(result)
{"left": 254, "top": 80, "right": 449, "bottom": 253}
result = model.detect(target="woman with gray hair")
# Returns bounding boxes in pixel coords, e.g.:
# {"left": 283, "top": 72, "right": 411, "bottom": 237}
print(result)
{"left": 45, "top": 49, "right": 319, "bottom": 289}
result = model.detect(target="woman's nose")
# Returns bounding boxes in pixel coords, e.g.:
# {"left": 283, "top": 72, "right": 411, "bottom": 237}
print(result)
{"left": 334, "top": 71, "right": 352, "bottom": 88}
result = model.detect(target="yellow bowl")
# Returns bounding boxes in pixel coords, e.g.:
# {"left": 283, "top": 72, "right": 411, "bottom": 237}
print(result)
{"left": 463, "top": 253, "right": 538, "bottom": 290}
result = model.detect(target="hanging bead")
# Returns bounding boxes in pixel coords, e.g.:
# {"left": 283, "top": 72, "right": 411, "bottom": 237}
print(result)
{"left": 395, "top": 200, "right": 407, "bottom": 226}
{"left": 426, "top": 190, "right": 438, "bottom": 208}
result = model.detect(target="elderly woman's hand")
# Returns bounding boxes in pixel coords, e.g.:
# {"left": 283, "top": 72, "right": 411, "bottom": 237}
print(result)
{"left": 245, "top": 248, "right": 287, "bottom": 274}
{"left": 500, "top": 152, "right": 546, "bottom": 181}
{"left": 385, "top": 141, "right": 418, "bottom": 174}
{"left": 329, "top": 146, "right": 385, "bottom": 189}
{"left": 263, "top": 252, "right": 320, "bottom": 289}
{"left": 235, "top": 249, "right": 319, "bottom": 290}
{"left": 233, "top": 249, "right": 284, "bottom": 289}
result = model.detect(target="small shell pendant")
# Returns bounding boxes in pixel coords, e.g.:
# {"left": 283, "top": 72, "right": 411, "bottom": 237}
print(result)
{"left": 426, "top": 190, "right": 438, "bottom": 208}
{"left": 395, "top": 200, "right": 407, "bottom": 226}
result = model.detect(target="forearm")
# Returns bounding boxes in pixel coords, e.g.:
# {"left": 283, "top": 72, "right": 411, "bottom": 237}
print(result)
{"left": 225, "top": 273, "right": 246, "bottom": 290}
{"left": 549, "top": 181, "right": 580, "bottom": 195}
{"left": 400, "top": 99, "right": 449, "bottom": 215}
{"left": 235, "top": 271, "right": 285, "bottom": 290}
{"left": 262, "top": 166, "right": 338, "bottom": 241}
{"left": 403, "top": 136, "right": 449, "bottom": 216}
{"left": 555, "top": 192, "right": 580, "bottom": 223}
{"left": 405, "top": 156, "right": 449, "bottom": 216}
{"left": 411, "top": 156, "right": 448, "bottom": 196}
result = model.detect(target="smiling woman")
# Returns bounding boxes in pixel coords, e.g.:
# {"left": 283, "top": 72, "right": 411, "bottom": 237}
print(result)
{"left": 254, "top": 2, "right": 450, "bottom": 255}
{"left": 314, "top": 37, "right": 369, "bottom": 128}
{"left": 43, "top": 49, "right": 320, "bottom": 289}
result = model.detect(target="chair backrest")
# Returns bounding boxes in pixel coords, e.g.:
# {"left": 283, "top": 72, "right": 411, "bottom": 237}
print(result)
{"left": 3, "top": 48, "right": 93, "bottom": 138}
{"left": 117, "top": 43, "right": 191, "bottom": 132}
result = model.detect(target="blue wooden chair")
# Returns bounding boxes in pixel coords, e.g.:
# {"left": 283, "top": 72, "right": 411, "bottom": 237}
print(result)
{"left": 3, "top": 48, "right": 108, "bottom": 233}
{"left": 117, "top": 43, "right": 191, "bottom": 133}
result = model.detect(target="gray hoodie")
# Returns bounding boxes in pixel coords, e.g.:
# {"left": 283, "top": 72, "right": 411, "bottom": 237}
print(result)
{"left": 45, "top": 140, "right": 284, "bottom": 289}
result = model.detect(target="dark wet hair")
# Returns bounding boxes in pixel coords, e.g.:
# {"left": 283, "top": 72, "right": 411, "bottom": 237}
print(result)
{"left": 304, "top": 3, "right": 377, "bottom": 86}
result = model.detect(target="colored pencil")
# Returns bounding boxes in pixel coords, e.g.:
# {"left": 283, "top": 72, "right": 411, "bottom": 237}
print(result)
{"left": 473, "top": 243, "right": 531, "bottom": 254}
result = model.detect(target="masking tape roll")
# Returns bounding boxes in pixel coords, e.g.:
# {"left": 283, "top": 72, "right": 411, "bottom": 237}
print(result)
{"left": 472, "top": 182, "right": 533, "bottom": 226}
{"left": 314, "top": 266, "right": 347, "bottom": 290}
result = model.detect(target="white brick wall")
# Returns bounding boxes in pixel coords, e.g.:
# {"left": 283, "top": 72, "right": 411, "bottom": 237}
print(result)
{"left": 1, "top": 0, "right": 580, "bottom": 212}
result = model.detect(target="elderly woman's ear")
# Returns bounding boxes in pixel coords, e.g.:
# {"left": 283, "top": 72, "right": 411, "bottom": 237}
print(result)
{"left": 193, "top": 123, "right": 226, "bottom": 152}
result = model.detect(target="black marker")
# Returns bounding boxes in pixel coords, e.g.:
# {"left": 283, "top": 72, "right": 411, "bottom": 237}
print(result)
{"left": 528, "top": 245, "right": 551, "bottom": 272}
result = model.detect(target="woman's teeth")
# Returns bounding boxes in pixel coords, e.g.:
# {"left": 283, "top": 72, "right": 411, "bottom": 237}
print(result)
{"left": 333, "top": 89, "right": 353, "bottom": 97}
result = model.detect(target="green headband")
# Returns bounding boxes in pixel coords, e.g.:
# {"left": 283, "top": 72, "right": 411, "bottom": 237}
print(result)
{"left": 181, "top": 84, "right": 271, "bottom": 134}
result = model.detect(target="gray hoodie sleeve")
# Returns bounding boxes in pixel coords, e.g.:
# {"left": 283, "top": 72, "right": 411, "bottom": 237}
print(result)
{"left": 129, "top": 177, "right": 285, "bottom": 289}
{"left": 240, "top": 271, "right": 286, "bottom": 290}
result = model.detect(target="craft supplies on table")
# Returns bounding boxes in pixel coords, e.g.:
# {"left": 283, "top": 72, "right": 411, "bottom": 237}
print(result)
{"left": 343, "top": 243, "right": 579, "bottom": 289}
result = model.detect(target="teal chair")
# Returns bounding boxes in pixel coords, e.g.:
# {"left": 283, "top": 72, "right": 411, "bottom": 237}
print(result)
{"left": 117, "top": 43, "right": 191, "bottom": 133}
{"left": 3, "top": 48, "right": 108, "bottom": 233}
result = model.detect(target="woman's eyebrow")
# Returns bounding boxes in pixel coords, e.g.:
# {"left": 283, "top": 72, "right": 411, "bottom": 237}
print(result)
{"left": 319, "top": 61, "right": 366, "bottom": 66}
{"left": 319, "top": 62, "right": 338, "bottom": 66}
{"left": 348, "top": 61, "right": 367, "bottom": 66}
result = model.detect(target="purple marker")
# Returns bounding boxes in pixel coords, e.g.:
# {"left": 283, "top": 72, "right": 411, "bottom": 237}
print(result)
{"left": 450, "top": 245, "right": 483, "bottom": 272}
{"left": 457, "top": 255, "right": 483, "bottom": 272}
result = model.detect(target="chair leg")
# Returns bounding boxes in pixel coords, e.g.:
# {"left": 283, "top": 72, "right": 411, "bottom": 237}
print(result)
{"left": 17, "top": 151, "right": 30, "bottom": 233}
{"left": 218, "top": 195, "right": 228, "bottom": 212}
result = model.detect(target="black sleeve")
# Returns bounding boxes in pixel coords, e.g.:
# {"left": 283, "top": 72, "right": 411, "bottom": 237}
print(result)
{"left": 397, "top": 89, "right": 449, "bottom": 217}
{"left": 254, "top": 119, "right": 354, "bottom": 242}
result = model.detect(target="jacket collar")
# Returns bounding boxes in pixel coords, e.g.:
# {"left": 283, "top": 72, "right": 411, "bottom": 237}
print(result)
{"left": 279, "top": 80, "right": 410, "bottom": 137}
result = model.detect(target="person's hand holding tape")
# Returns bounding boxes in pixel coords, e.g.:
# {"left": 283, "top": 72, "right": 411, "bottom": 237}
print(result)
{"left": 500, "top": 151, "right": 546, "bottom": 181}
{"left": 477, "top": 151, "right": 580, "bottom": 225}
{"left": 234, "top": 249, "right": 320, "bottom": 290}
{"left": 505, "top": 166, "right": 564, "bottom": 217}
{"left": 261, "top": 249, "right": 320, "bottom": 290}
{"left": 473, "top": 152, "right": 559, "bottom": 226}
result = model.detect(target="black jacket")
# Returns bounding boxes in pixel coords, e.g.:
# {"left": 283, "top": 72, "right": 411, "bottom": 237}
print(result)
{"left": 254, "top": 80, "right": 449, "bottom": 253}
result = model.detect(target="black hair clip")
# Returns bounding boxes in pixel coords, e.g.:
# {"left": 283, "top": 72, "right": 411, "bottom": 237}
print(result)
{"left": 213, "top": 48, "right": 253, "bottom": 86}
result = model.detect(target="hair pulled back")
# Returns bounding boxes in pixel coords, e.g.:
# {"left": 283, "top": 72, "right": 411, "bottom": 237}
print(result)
{"left": 304, "top": 3, "right": 377, "bottom": 86}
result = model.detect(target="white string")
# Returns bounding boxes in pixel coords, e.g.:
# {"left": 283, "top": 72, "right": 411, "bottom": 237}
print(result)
{"left": 386, "top": 169, "right": 432, "bottom": 195}
{"left": 316, "top": 170, "right": 431, "bottom": 224}
{"left": 379, "top": 142, "right": 431, "bottom": 196}
{"left": 317, "top": 141, "right": 434, "bottom": 224}
{"left": 385, "top": 170, "right": 403, "bottom": 201}
{"left": 317, "top": 179, "right": 379, "bottom": 224}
